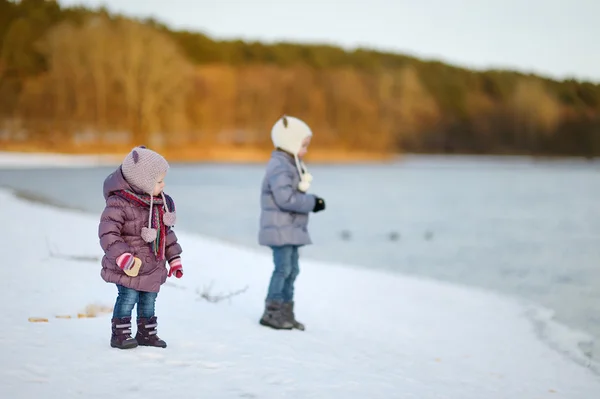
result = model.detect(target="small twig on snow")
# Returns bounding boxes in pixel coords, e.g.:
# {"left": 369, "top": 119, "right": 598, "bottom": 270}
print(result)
{"left": 46, "top": 237, "right": 101, "bottom": 263}
{"left": 196, "top": 281, "right": 249, "bottom": 304}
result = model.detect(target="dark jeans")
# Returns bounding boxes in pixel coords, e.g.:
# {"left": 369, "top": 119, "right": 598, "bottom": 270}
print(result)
{"left": 112, "top": 284, "right": 158, "bottom": 319}
{"left": 265, "top": 245, "right": 300, "bottom": 303}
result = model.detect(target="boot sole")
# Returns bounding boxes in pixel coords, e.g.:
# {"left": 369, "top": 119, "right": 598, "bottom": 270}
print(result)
{"left": 110, "top": 342, "right": 138, "bottom": 349}
{"left": 138, "top": 342, "right": 167, "bottom": 348}
{"left": 259, "top": 319, "right": 293, "bottom": 330}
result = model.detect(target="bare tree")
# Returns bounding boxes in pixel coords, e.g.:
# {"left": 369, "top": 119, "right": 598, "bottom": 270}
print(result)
{"left": 110, "top": 17, "right": 193, "bottom": 145}
{"left": 19, "top": 16, "right": 193, "bottom": 146}
{"left": 511, "top": 79, "right": 561, "bottom": 148}
{"left": 393, "top": 66, "right": 440, "bottom": 149}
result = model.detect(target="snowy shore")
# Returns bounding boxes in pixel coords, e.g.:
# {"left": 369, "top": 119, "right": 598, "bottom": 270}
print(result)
{"left": 1, "top": 151, "right": 599, "bottom": 398}
{"left": 0, "top": 151, "right": 119, "bottom": 169}
{"left": 1, "top": 186, "right": 599, "bottom": 398}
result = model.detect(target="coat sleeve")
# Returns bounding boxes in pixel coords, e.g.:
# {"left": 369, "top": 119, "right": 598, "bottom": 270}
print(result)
{"left": 98, "top": 203, "right": 133, "bottom": 262}
{"left": 163, "top": 194, "right": 183, "bottom": 262}
{"left": 268, "top": 166, "right": 316, "bottom": 214}
{"left": 165, "top": 227, "right": 182, "bottom": 262}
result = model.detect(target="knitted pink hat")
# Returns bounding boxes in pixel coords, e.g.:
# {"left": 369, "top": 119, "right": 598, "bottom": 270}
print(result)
{"left": 121, "top": 145, "right": 176, "bottom": 243}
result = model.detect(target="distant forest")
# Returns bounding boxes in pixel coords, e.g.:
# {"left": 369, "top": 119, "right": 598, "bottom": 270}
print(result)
{"left": 1, "top": 0, "right": 599, "bottom": 157}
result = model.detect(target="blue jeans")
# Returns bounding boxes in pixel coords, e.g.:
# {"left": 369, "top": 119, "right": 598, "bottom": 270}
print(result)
{"left": 112, "top": 285, "right": 158, "bottom": 319}
{"left": 265, "top": 245, "right": 300, "bottom": 303}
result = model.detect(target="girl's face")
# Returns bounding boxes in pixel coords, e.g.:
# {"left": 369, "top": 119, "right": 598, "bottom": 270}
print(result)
{"left": 298, "top": 136, "right": 312, "bottom": 158}
{"left": 152, "top": 173, "right": 166, "bottom": 196}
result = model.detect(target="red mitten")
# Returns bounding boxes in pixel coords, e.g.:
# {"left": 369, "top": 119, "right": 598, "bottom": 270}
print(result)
{"left": 168, "top": 257, "right": 183, "bottom": 278}
{"left": 116, "top": 253, "right": 135, "bottom": 271}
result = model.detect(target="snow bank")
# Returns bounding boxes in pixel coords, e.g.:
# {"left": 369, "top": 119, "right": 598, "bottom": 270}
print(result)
{"left": 0, "top": 188, "right": 599, "bottom": 398}
{"left": 0, "top": 151, "right": 119, "bottom": 169}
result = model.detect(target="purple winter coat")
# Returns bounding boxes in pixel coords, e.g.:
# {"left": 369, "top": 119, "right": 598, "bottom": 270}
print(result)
{"left": 98, "top": 166, "right": 182, "bottom": 293}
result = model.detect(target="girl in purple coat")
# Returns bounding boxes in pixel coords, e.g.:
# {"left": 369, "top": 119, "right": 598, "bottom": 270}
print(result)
{"left": 98, "top": 146, "right": 183, "bottom": 350}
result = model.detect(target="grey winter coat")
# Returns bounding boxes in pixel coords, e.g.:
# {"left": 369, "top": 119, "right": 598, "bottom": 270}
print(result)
{"left": 258, "top": 150, "right": 316, "bottom": 247}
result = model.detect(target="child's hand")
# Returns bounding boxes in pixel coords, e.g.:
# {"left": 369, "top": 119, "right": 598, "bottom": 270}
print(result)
{"left": 313, "top": 196, "right": 326, "bottom": 213}
{"left": 116, "top": 253, "right": 136, "bottom": 271}
{"left": 168, "top": 257, "right": 183, "bottom": 278}
{"left": 116, "top": 253, "right": 142, "bottom": 277}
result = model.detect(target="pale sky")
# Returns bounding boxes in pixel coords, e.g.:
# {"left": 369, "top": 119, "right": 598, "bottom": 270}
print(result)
{"left": 58, "top": 0, "right": 599, "bottom": 82}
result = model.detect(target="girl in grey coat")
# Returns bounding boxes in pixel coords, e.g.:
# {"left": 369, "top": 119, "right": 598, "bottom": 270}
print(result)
{"left": 258, "top": 115, "right": 326, "bottom": 330}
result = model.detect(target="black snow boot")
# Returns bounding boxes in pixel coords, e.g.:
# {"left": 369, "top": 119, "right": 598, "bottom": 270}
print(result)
{"left": 135, "top": 316, "right": 167, "bottom": 348}
{"left": 110, "top": 317, "right": 138, "bottom": 349}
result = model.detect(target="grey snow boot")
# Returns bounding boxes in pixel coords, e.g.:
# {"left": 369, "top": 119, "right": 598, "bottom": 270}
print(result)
{"left": 282, "top": 301, "right": 305, "bottom": 331}
{"left": 259, "top": 301, "right": 293, "bottom": 330}
{"left": 110, "top": 317, "right": 138, "bottom": 349}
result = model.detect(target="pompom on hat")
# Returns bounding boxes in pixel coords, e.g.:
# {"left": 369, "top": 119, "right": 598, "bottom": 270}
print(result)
{"left": 121, "top": 145, "right": 176, "bottom": 243}
{"left": 271, "top": 115, "right": 314, "bottom": 192}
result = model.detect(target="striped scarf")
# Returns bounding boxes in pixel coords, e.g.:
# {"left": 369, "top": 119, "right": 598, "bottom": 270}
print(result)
{"left": 114, "top": 190, "right": 167, "bottom": 260}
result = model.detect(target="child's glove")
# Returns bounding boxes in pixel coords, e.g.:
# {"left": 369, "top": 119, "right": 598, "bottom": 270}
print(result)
{"left": 116, "top": 253, "right": 142, "bottom": 277}
{"left": 313, "top": 196, "right": 326, "bottom": 213}
{"left": 168, "top": 257, "right": 183, "bottom": 278}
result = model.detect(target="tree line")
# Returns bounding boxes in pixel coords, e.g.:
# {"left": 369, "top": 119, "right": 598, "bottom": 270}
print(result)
{"left": 1, "top": 0, "right": 599, "bottom": 157}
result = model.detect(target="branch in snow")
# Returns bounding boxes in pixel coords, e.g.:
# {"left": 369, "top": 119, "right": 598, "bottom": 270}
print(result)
{"left": 196, "top": 281, "right": 249, "bottom": 304}
{"left": 46, "top": 237, "right": 101, "bottom": 263}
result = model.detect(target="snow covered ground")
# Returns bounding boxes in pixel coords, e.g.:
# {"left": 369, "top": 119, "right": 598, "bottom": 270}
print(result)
{"left": 0, "top": 151, "right": 119, "bottom": 168}
{"left": 1, "top": 150, "right": 599, "bottom": 398}
{"left": 1, "top": 187, "right": 600, "bottom": 398}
